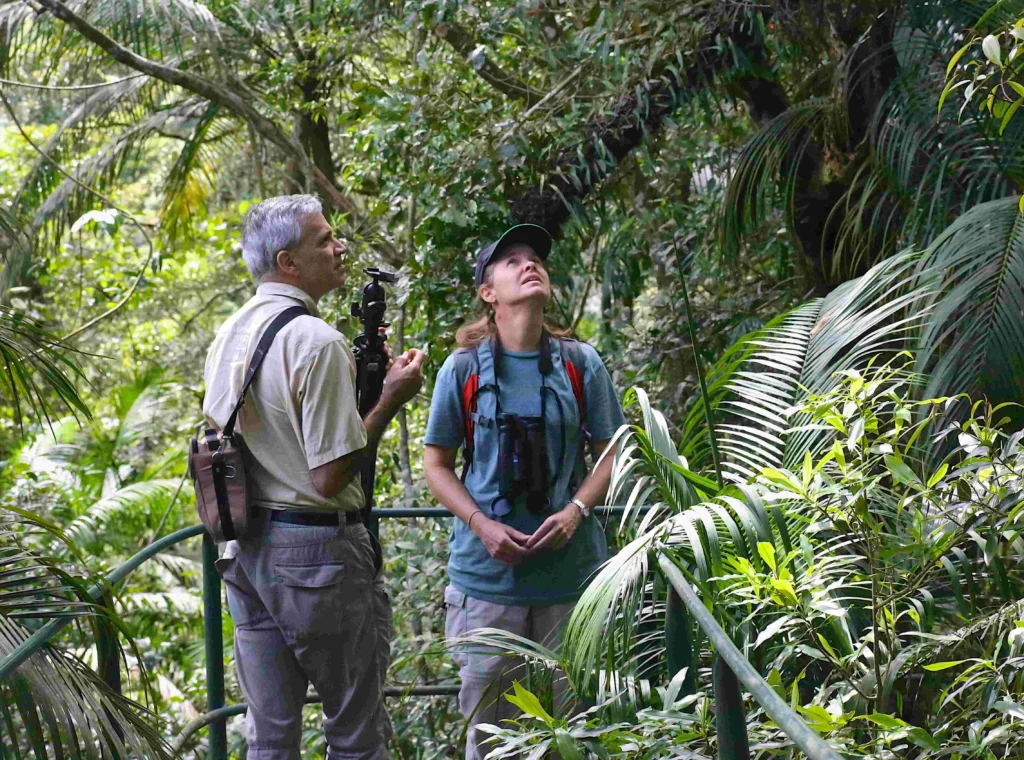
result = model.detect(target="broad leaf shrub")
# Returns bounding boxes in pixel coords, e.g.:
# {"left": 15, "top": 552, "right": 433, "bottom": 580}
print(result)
{"left": 476, "top": 360, "right": 1024, "bottom": 758}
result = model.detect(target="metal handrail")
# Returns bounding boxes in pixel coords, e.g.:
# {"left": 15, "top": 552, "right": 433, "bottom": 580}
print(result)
{"left": 658, "top": 556, "right": 843, "bottom": 760}
{"left": 0, "top": 524, "right": 205, "bottom": 682}
{"left": 0, "top": 506, "right": 637, "bottom": 680}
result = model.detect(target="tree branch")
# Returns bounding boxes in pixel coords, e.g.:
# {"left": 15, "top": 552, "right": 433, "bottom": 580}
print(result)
{"left": 435, "top": 21, "right": 544, "bottom": 107}
{"left": 510, "top": 39, "right": 729, "bottom": 233}
{"left": 0, "top": 88, "right": 155, "bottom": 342}
{"left": 35, "top": 0, "right": 401, "bottom": 263}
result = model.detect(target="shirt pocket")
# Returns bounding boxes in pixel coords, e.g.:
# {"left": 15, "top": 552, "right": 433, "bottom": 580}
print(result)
{"left": 443, "top": 585, "right": 469, "bottom": 668}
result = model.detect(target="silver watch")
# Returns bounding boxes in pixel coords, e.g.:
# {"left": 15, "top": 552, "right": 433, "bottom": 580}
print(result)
{"left": 569, "top": 497, "right": 590, "bottom": 519}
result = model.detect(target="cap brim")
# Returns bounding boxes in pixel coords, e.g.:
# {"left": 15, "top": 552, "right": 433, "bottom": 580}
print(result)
{"left": 491, "top": 224, "right": 552, "bottom": 261}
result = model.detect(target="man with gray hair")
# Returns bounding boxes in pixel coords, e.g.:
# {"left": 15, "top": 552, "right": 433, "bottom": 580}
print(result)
{"left": 203, "top": 194, "right": 425, "bottom": 760}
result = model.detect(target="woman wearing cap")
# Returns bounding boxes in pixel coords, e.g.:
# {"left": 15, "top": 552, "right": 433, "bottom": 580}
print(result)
{"left": 423, "top": 224, "right": 625, "bottom": 760}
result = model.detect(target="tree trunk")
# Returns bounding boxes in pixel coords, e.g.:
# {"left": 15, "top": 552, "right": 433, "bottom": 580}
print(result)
{"left": 509, "top": 14, "right": 750, "bottom": 235}
{"left": 396, "top": 195, "right": 416, "bottom": 505}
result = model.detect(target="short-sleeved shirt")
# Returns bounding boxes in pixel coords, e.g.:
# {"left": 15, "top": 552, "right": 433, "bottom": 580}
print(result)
{"left": 425, "top": 338, "right": 626, "bottom": 605}
{"left": 203, "top": 283, "right": 367, "bottom": 513}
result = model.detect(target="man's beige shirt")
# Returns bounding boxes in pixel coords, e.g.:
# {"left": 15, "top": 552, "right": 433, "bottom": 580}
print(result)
{"left": 203, "top": 283, "right": 367, "bottom": 512}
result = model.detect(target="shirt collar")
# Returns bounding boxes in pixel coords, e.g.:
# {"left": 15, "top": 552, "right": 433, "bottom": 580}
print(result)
{"left": 256, "top": 283, "right": 319, "bottom": 318}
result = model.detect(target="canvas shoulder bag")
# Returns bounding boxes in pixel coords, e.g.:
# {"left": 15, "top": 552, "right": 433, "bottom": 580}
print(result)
{"left": 189, "top": 305, "right": 308, "bottom": 542}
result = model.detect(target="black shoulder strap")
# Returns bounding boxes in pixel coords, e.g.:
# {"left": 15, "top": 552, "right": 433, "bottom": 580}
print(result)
{"left": 223, "top": 305, "right": 308, "bottom": 437}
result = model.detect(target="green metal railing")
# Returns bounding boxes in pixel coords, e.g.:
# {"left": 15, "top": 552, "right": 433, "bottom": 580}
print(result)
{"left": 659, "top": 557, "right": 843, "bottom": 760}
{"left": 0, "top": 507, "right": 840, "bottom": 760}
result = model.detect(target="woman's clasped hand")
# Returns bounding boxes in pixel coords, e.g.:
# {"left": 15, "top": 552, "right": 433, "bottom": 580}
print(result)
{"left": 471, "top": 504, "right": 582, "bottom": 564}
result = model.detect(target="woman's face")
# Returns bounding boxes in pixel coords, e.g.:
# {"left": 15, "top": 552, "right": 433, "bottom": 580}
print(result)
{"left": 479, "top": 244, "right": 551, "bottom": 310}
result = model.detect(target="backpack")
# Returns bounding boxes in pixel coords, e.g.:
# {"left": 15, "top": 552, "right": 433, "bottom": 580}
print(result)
{"left": 452, "top": 335, "right": 590, "bottom": 483}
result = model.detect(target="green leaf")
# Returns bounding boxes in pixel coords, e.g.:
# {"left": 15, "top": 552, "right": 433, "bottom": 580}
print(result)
{"left": 938, "top": 77, "right": 968, "bottom": 114}
{"left": 1000, "top": 97, "right": 1024, "bottom": 133}
{"left": 908, "top": 727, "right": 942, "bottom": 751}
{"left": 758, "top": 542, "right": 777, "bottom": 573}
{"left": 554, "top": 728, "right": 584, "bottom": 760}
{"left": 947, "top": 40, "right": 974, "bottom": 77}
{"left": 770, "top": 577, "right": 799, "bottom": 605}
{"left": 863, "top": 713, "right": 908, "bottom": 729}
{"left": 505, "top": 681, "right": 554, "bottom": 726}
{"left": 923, "top": 660, "right": 969, "bottom": 671}
{"left": 927, "top": 462, "right": 949, "bottom": 488}
{"left": 817, "top": 633, "right": 839, "bottom": 660}
{"left": 884, "top": 454, "right": 921, "bottom": 486}
{"left": 797, "top": 704, "right": 834, "bottom": 732}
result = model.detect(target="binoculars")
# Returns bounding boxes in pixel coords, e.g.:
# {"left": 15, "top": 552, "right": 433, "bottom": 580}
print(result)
{"left": 493, "top": 413, "right": 550, "bottom": 517}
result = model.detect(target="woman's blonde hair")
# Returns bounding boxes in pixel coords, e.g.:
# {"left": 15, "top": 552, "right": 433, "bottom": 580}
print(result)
{"left": 454, "top": 262, "right": 570, "bottom": 348}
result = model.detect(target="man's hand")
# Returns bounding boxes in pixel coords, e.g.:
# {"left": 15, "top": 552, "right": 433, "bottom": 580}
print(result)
{"left": 524, "top": 504, "right": 582, "bottom": 554}
{"left": 381, "top": 348, "right": 425, "bottom": 410}
{"left": 473, "top": 515, "right": 531, "bottom": 565}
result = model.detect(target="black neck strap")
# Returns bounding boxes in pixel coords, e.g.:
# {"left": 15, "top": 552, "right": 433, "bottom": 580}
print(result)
{"left": 489, "top": 331, "right": 553, "bottom": 417}
{"left": 223, "top": 305, "right": 308, "bottom": 437}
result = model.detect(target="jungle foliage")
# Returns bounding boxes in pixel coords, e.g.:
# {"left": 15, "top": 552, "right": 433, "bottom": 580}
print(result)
{"left": 4, "top": 0, "right": 1024, "bottom": 758}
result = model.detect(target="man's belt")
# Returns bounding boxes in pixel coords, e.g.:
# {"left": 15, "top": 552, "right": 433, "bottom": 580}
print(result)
{"left": 268, "top": 510, "right": 361, "bottom": 527}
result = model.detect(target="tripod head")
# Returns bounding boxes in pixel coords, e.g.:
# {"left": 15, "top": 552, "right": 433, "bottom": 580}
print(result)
{"left": 351, "top": 267, "right": 398, "bottom": 332}
{"left": 351, "top": 267, "right": 397, "bottom": 416}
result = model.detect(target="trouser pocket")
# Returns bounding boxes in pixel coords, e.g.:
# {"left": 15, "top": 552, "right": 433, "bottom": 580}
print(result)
{"left": 444, "top": 585, "right": 469, "bottom": 668}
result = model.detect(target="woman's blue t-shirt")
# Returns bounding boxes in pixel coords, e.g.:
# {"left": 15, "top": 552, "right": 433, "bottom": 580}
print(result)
{"left": 424, "top": 338, "right": 626, "bottom": 605}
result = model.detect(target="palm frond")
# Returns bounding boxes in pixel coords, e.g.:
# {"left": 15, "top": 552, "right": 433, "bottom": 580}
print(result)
{"left": 112, "top": 369, "right": 169, "bottom": 453}
{"left": 683, "top": 252, "right": 929, "bottom": 480}
{"left": 563, "top": 521, "right": 668, "bottom": 698}
{"left": 0, "top": 307, "right": 90, "bottom": 428}
{"left": 916, "top": 195, "right": 1024, "bottom": 410}
{"left": 0, "top": 204, "right": 32, "bottom": 295}
{"left": 14, "top": 416, "right": 82, "bottom": 466}
{"left": 719, "top": 99, "right": 839, "bottom": 259}
{"left": 159, "top": 102, "right": 244, "bottom": 241}
{"left": 721, "top": 13, "right": 1024, "bottom": 282}
{"left": 27, "top": 98, "right": 205, "bottom": 254}
{"left": 841, "top": 46, "right": 1022, "bottom": 272}
{"left": 63, "top": 479, "right": 182, "bottom": 551}
{"left": 0, "top": 514, "right": 169, "bottom": 759}
{"left": 563, "top": 386, "right": 734, "bottom": 697}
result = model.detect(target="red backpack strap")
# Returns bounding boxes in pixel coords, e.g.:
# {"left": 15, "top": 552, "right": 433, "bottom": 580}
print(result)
{"left": 559, "top": 338, "right": 589, "bottom": 440}
{"left": 452, "top": 347, "right": 481, "bottom": 482}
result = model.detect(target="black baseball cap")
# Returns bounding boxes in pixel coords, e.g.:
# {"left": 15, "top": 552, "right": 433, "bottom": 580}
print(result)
{"left": 474, "top": 224, "right": 552, "bottom": 288}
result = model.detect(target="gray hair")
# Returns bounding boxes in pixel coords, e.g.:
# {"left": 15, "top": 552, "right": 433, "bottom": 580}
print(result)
{"left": 240, "top": 194, "right": 323, "bottom": 281}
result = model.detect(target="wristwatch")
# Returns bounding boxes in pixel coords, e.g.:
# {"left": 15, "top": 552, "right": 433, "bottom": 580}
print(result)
{"left": 569, "top": 497, "right": 591, "bottom": 519}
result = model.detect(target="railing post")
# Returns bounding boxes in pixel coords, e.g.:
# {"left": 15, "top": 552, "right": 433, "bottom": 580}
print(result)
{"left": 713, "top": 654, "right": 751, "bottom": 760}
{"left": 202, "top": 532, "right": 227, "bottom": 760}
{"left": 665, "top": 585, "right": 696, "bottom": 697}
{"left": 96, "top": 591, "right": 121, "bottom": 696}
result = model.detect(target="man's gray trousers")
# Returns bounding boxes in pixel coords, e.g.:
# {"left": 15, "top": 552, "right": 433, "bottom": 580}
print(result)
{"left": 217, "top": 518, "right": 392, "bottom": 760}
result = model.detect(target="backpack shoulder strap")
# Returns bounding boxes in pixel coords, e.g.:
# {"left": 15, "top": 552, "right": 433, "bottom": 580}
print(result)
{"left": 558, "top": 337, "right": 588, "bottom": 438}
{"left": 223, "top": 305, "right": 308, "bottom": 437}
{"left": 451, "top": 346, "right": 481, "bottom": 482}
